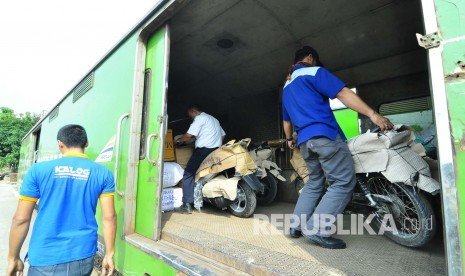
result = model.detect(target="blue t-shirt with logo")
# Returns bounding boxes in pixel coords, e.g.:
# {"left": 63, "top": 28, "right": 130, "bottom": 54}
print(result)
{"left": 282, "top": 65, "right": 346, "bottom": 145}
{"left": 19, "top": 152, "right": 115, "bottom": 266}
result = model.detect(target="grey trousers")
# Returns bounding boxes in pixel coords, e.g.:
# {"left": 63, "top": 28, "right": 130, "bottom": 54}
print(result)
{"left": 292, "top": 136, "right": 356, "bottom": 237}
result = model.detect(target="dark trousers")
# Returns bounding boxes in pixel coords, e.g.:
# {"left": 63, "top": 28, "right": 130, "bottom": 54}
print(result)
{"left": 182, "top": 147, "right": 217, "bottom": 203}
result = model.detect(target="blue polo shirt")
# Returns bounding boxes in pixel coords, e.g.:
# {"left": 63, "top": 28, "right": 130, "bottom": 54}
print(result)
{"left": 282, "top": 65, "right": 346, "bottom": 145}
{"left": 19, "top": 152, "right": 115, "bottom": 266}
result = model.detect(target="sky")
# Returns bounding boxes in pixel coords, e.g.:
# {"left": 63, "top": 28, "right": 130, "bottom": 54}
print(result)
{"left": 0, "top": 0, "right": 158, "bottom": 116}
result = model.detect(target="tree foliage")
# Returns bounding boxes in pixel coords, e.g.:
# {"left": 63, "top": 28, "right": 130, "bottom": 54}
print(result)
{"left": 0, "top": 107, "right": 39, "bottom": 169}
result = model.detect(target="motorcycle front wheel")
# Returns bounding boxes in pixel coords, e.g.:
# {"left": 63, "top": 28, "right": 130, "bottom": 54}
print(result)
{"left": 366, "top": 176, "right": 436, "bottom": 247}
{"left": 228, "top": 181, "right": 257, "bottom": 218}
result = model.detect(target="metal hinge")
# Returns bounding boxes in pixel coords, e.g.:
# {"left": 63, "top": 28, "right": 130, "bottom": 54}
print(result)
{"left": 416, "top": 32, "right": 441, "bottom": 49}
{"left": 157, "top": 115, "right": 167, "bottom": 124}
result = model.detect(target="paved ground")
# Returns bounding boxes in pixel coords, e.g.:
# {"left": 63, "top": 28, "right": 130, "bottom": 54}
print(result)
{"left": 0, "top": 181, "right": 100, "bottom": 276}
{"left": 0, "top": 181, "right": 35, "bottom": 275}
{"left": 162, "top": 202, "right": 446, "bottom": 276}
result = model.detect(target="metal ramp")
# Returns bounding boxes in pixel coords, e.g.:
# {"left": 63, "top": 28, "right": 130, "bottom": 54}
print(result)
{"left": 161, "top": 202, "right": 445, "bottom": 276}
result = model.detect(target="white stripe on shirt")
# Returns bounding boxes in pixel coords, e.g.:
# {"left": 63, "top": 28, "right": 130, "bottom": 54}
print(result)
{"left": 284, "top": 67, "right": 321, "bottom": 88}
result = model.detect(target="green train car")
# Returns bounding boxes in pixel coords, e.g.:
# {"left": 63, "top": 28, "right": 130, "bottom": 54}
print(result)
{"left": 18, "top": 0, "right": 464, "bottom": 275}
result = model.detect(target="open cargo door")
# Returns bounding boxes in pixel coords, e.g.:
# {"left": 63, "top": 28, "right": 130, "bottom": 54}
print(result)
{"left": 134, "top": 25, "right": 170, "bottom": 240}
{"left": 420, "top": 0, "right": 464, "bottom": 274}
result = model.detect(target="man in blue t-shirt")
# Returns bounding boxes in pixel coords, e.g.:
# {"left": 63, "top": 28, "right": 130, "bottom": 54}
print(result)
{"left": 7, "top": 125, "right": 116, "bottom": 275}
{"left": 283, "top": 46, "right": 393, "bottom": 249}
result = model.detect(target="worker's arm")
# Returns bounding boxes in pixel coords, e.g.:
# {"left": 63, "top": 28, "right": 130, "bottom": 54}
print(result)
{"left": 336, "top": 87, "right": 393, "bottom": 131}
{"left": 283, "top": 120, "right": 296, "bottom": 149}
{"left": 7, "top": 200, "right": 36, "bottom": 276}
{"left": 100, "top": 196, "right": 117, "bottom": 276}
{"left": 176, "top": 133, "right": 194, "bottom": 144}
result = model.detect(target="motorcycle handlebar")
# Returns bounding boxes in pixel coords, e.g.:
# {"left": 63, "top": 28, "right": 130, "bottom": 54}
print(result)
{"left": 249, "top": 139, "right": 286, "bottom": 150}
{"left": 371, "top": 126, "right": 381, "bottom": 133}
{"left": 267, "top": 139, "right": 286, "bottom": 147}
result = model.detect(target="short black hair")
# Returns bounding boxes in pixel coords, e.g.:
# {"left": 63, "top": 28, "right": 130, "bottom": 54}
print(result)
{"left": 294, "top": 46, "right": 324, "bottom": 66}
{"left": 57, "top": 124, "right": 88, "bottom": 148}
{"left": 187, "top": 104, "right": 202, "bottom": 113}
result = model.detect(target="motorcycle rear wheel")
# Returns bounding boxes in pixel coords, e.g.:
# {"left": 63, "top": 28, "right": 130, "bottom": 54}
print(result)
{"left": 366, "top": 176, "right": 436, "bottom": 247}
{"left": 228, "top": 181, "right": 257, "bottom": 218}
{"left": 256, "top": 174, "right": 278, "bottom": 205}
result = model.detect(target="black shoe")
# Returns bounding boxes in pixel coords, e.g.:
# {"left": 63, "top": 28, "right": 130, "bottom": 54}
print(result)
{"left": 304, "top": 235, "right": 346, "bottom": 249}
{"left": 289, "top": 228, "right": 302, "bottom": 238}
{"left": 175, "top": 203, "right": 192, "bottom": 214}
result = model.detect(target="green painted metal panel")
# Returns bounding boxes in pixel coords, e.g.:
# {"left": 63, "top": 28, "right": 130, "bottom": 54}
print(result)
{"left": 333, "top": 109, "right": 360, "bottom": 139}
{"left": 22, "top": 32, "right": 138, "bottom": 272}
{"left": 434, "top": 0, "right": 465, "bottom": 271}
{"left": 117, "top": 244, "right": 176, "bottom": 275}
{"left": 134, "top": 26, "right": 167, "bottom": 238}
{"left": 435, "top": 0, "right": 465, "bottom": 41}
{"left": 17, "top": 29, "right": 176, "bottom": 273}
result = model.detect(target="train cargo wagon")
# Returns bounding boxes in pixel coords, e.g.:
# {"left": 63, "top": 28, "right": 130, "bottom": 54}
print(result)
{"left": 18, "top": 0, "right": 464, "bottom": 275}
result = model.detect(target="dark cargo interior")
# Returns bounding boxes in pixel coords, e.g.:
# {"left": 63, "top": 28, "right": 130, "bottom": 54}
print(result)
{"left": 167, "top": 0, "right": 430, "bottom": 140}
{"left": 162, "top": 1, "right": 444, "bottom": 275}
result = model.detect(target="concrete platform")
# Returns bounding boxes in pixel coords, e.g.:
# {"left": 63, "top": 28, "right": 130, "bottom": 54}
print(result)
{"left": 161, "top": 202, "right": 446, "bottom": 276}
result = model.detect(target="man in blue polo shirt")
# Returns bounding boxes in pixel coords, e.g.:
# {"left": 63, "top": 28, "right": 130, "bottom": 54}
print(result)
{"left": 7, "top": 125, "right": 116, "bottom": 275}
{"left": 283, "top": 46, "right": 393, "bottom": 249}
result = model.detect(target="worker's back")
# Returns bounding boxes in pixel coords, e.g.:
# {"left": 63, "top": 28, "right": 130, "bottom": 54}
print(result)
{"left": 19, "top": 152, "right": 114, "bottom": 266}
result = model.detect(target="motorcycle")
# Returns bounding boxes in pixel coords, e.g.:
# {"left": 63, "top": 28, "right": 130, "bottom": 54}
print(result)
{"left": 291, "top": 125, "right": 440, "bottom": 247}
{"left": 193, "top": 139, "right": 264, "bottom": 218}
{"left": 248, "top": 139, "right": 287, "bottom": 205}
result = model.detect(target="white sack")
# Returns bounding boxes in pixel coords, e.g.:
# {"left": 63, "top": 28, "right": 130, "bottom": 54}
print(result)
{"left": 163, "top": 162, "right": 184, "bottom": 188}
{"left": 162, "top": 187, "right": 183, "bottom": 211}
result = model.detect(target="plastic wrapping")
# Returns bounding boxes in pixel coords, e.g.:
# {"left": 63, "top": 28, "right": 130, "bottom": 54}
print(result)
{"left": 193, "top": 182, "right": 204, "bottom": 211}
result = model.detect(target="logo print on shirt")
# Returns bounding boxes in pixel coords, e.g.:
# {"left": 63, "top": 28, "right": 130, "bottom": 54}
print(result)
{"left": 54, "top": 166, "right": 90, "bottom": 180}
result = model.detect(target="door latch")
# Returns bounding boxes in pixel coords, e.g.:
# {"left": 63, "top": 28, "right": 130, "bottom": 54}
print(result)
{"left": 416, "top": 32, "right": 441, "bottom": 49}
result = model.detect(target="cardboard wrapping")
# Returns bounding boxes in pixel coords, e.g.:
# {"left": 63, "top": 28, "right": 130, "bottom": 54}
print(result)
{"left": 347, "top": 125, "right": 440, "bottom": 194}
{"left": 175, "top": 146, "right": 193, "bottom": 169}
{"left": 249, "top": 148, "right": 285, "bottom": 181}
{"left": 201, "top": 175, "right": 240, "bottom": 200}
{"left": 290, "top": 125, "right": 440, "bottom": 195}
{"left": 174, "top": 134, "right": 195, "bottom": 169}
{"left": 347, "top": 132, "right": 389, "bottom": 173}
{"left": 195, "top": 139, "right": 256, "bottom": 182}
{"left": 290, "top": 148, "right": 309, "bottom": 183}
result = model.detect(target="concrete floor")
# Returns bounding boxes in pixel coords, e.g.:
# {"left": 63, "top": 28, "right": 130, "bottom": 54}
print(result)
{"left": 161, "top": 202, "right": 446, "bottom": 276}
{"left": 0, "top": 182, "right": 35, "bottom": 275}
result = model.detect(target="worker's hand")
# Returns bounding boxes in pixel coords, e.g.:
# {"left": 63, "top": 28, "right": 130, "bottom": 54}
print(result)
{"left": 175, "top": 139, "right": 185, "bottom": 147}
{"left": 6, "top": 258, "right": 24, "bottom": 276}
{"left": 369, "top": 111, "right": 394, "bottom": 131}
{"left": 287, "top": 139, "right": 296, "bottom": 150}
{"left": 101, "top": 254, "right": 114, "bottom": 276}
